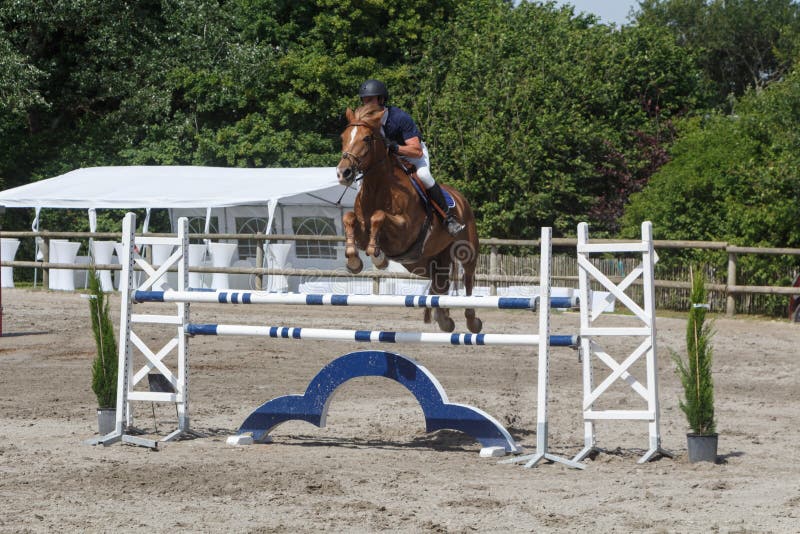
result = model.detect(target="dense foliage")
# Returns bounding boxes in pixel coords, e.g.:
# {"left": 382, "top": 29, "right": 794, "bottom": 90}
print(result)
{"left": 635, "top": 0, "right": 800, "bottom": 109}
{"left": 622, "top": 67, "right": 800, "bottom": 313}
{"left": 2, "top": 0, "right": 800, "bottom": 265}
{"left": 417, "top": 0, "right": 705, "bottom": 236}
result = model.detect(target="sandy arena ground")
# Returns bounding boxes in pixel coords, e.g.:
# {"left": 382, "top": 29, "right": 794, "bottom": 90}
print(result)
{"left": 1, "top": 287, "right": 799, "bottom": 533}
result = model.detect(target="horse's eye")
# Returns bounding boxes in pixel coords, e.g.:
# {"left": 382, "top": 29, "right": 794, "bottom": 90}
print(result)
{"left": 363, "top": 135, "right": 373, "bottom": 143}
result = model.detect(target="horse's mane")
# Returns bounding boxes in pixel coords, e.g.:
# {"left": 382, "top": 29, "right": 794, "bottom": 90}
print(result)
{"left": 353, "top": 103, "right": 385, "bottom": 129}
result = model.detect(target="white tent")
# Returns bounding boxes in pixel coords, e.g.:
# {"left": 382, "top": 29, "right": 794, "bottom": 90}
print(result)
{"left": 0, "top": 165, "right": 355, "bottom": 208}
{"left": 0, "top": 166, "right": 362, "bottom": 290}
{"left": 0, "top": 165, "right": 356, "bottom": 226}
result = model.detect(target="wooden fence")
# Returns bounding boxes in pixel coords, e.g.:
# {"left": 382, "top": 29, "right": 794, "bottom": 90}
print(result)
{"left": 2, "top": 230, "right": 800, "bottom": 318}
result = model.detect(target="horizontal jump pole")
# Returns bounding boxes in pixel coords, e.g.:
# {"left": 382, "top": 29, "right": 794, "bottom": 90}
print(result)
{"left": 134, "top": 290, "right": 579, "bottom": 310}
{"left": 186, "top": 323, "right": 579, "bottom": 347}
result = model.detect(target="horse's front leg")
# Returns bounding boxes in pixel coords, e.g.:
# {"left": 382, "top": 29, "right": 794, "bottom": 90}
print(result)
{"left": 342, "top": 211, "right": 364, "bottom": 274}
{"left": 366, "top": 210, "right": 390, "bottom": 269}
{"left": 367, "top": 211, "right": 410, "bottom": 269}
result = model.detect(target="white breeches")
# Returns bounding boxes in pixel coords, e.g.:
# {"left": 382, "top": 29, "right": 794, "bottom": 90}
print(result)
{"left": 405, "top": 142, "right": 435, "bottom": 189}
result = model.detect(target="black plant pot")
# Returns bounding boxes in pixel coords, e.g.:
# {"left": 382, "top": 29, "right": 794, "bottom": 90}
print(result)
{"left": 687, "top": 433, "right": 718, "bottom": 463}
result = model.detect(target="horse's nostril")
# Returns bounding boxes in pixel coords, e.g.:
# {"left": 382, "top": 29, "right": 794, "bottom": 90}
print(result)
{"left": 343, "top": 168, "right": 352, "bottom": 179}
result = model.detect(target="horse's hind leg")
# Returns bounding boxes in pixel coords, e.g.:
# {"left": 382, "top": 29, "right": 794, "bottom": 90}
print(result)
{"left": 463, "top": 267, "right": 483, "bottom": 333}
{"left": 430, "top": 256, "right": 455, "bottom": 333}
{"left": 452, "top": 238, "right": 482, "bottom": 333}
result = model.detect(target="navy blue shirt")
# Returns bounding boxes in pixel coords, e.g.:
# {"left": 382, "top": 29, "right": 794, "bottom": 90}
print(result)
{"left": 383, "top": 106, "right": 422, "bottom": 145}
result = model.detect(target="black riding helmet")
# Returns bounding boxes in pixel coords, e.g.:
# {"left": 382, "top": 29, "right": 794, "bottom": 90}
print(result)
{"left": 359, "top": 79, "right": 389, "bottom": 104}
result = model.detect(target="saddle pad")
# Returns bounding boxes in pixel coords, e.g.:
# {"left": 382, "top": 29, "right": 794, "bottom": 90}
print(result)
{"left": 407, "top": 174, "right": 456, "bottom": 209}
{"left": 441, "top": 189, "right": 456, "bottom": 209}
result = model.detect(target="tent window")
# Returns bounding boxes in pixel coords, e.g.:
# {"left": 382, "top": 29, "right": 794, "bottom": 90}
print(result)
{"left": 292, "top": 216, "right": 337, "bottom": 259}
{"left": 187, "top": 217, "right": 218, "bottom": 244}
{"left": 236, "top": 217, "right": 269, "bottom": 259}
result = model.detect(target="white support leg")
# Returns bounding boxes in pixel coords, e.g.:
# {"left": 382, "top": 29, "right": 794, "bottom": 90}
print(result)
{"left": 500, "top": 227, "right": 585, "bottom": 470}
{"left": 86, "top": 212, "right": 137, "bottom": 446}
{"left": 639, "top": 221, "right": 672, "bottom": 462}
{"left": 163, "top": 218, "right": 204, "bottom": 442}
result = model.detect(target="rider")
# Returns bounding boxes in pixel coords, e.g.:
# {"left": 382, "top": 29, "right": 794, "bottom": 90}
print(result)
{"left": 358, "top": 79, "right": 465, "bottom": 236}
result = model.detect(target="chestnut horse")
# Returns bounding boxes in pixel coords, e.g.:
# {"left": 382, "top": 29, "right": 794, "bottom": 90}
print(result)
{"left": 336, "top": 104, "right": 482, "bottom": 333}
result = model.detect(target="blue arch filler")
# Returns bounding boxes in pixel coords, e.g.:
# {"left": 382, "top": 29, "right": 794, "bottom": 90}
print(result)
{"left": 236, "top": 350, "right": 520, "bottom": 453}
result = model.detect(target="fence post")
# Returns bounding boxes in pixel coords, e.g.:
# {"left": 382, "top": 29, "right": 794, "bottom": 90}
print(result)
{"left": 254, "top": 238, "right": 264, "bottom": 290}
{"left": 489, "top": 245, "right": 498, "bottom": 296}
{"left": 41, "top": 239, "right": 50, "bottom": 289}
{"left": 726, "top": 251, "right": 737, "bottom": 317}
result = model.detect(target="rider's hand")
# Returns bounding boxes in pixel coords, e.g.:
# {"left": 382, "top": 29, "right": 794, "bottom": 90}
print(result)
{"left": 387, "top": 140, "right": 399, "bottom": 154}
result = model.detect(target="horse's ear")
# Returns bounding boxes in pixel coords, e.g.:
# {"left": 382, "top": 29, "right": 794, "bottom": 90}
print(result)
{"left": 346, "top": 108, "right": 354, "bottom": 122}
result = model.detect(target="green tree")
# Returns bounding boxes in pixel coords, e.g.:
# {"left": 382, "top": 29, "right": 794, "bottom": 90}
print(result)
{"left": 673, "top": 267, "right": 715, "bottom": 435}
{"left": 0, "top": 32, "right": 47, "bottom": 191}
{"left": 88, "top": 269, "right": 117, "bottom": 409}
{"left": 416, "top": 0, "right": 705, "bottom": 237}
{"left": 634, "top": 0, "right": 800, "bottom": 109}
{"left": 0, "top": 0, "right": 456, "bottom": 233}
{"left": 622, "top": 68, "right": 800, "bottom": 314}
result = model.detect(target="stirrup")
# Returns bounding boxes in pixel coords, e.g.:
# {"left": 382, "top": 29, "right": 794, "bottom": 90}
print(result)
{"left": 446, "top": 216, "right": 465, "bottom": 236}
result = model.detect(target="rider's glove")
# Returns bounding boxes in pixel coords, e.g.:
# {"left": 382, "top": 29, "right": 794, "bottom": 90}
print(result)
{"left": 387, "top": 140, "right": 399, "bottom": 154}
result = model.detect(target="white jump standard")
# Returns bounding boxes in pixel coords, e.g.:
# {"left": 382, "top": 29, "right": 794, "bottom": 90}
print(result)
{"left": 572, "top": 221, "right": 672, "bottom": 464}
{"left": 89, "top": 213, "right": 582, "bottom": 467}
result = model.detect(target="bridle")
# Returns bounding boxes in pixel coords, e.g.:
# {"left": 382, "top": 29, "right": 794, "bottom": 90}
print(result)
{"left": 340, "top": 121, "right": 387, "bottom": 182}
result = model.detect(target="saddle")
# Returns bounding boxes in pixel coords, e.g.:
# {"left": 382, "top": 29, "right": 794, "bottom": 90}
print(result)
{"left": 384, "top": 158, "right": 452, "bottom": 263}
{"left": 393, "top": 159, "right": 455, "bottom": 218}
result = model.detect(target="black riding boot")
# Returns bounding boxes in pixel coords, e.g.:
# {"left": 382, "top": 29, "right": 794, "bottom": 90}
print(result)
{"left": 426, "top": 184, "right": 465, "bottom": 236}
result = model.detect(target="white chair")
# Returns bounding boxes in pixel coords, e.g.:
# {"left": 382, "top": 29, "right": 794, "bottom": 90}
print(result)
{"left": 1, "top": 238, "right": 20, "bottom": 288}
{"left": 229, "top": 258, "right": 256, "bottom": 290}
{"left": 378, "top": 260, "right": 430, "bottom": 295}
{"left": 150, "top": 244, "right": 175, "bottom": 290}
{"left": 208, "top": 242, "right": 238, "bottom": 290}
{"left": 49, "top": 240, "right": 81, "bottom": 291}
{"left": 48, "top": 239, "right": 65, "bottom": 290}
{"left": 187, "top": 244, "right": 208, "bottom": 289}
{"left": 91, "top": 240, "right": 116, "bottom": 291}
{"left": 74, "top": 254, "right": 91, "bottom": 289}
{"left": 266, "top": 243, "right": 292, "bottom": 293}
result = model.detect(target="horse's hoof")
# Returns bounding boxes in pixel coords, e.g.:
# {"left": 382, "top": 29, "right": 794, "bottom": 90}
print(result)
{"left": 439, "top": 317, "right": 455, "bottom": 333}
{"left": 467, "top": 317, "right": 483, "bottom": 334}
{"left": 347, "top": 258, "right": 364, "bottom": 274}
{"left": 371, "top": 251, "right": 388, "bottom": 270}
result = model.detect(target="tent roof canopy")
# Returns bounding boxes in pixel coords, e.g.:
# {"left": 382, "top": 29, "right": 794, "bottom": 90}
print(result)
{"left": 0, "top": 166, "right": 356, "bottom": 209}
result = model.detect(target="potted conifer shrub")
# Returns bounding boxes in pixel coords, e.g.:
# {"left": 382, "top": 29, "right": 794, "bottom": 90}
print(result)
{"left": 673, "top": 267, "right": 717, "bottom": 463}
{"left": 88, "top": 268, "right": 118, "bottom": 434}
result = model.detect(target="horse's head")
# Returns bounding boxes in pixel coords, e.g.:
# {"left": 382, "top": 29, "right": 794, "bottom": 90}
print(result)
{"left": 337, "top": 104, "right": 387, "bottom": 186}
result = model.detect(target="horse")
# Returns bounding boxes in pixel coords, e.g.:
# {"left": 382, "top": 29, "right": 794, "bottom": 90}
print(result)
{"left": 335, "top": 103, "right": 483, "bottom": 334}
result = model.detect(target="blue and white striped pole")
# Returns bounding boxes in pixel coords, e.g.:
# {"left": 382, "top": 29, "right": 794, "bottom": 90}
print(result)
{"left": 186, "top": 323, "right": 578, "bottom": 347}
{"left": 134, "top": 290, "right": 578, "bottom": 310}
